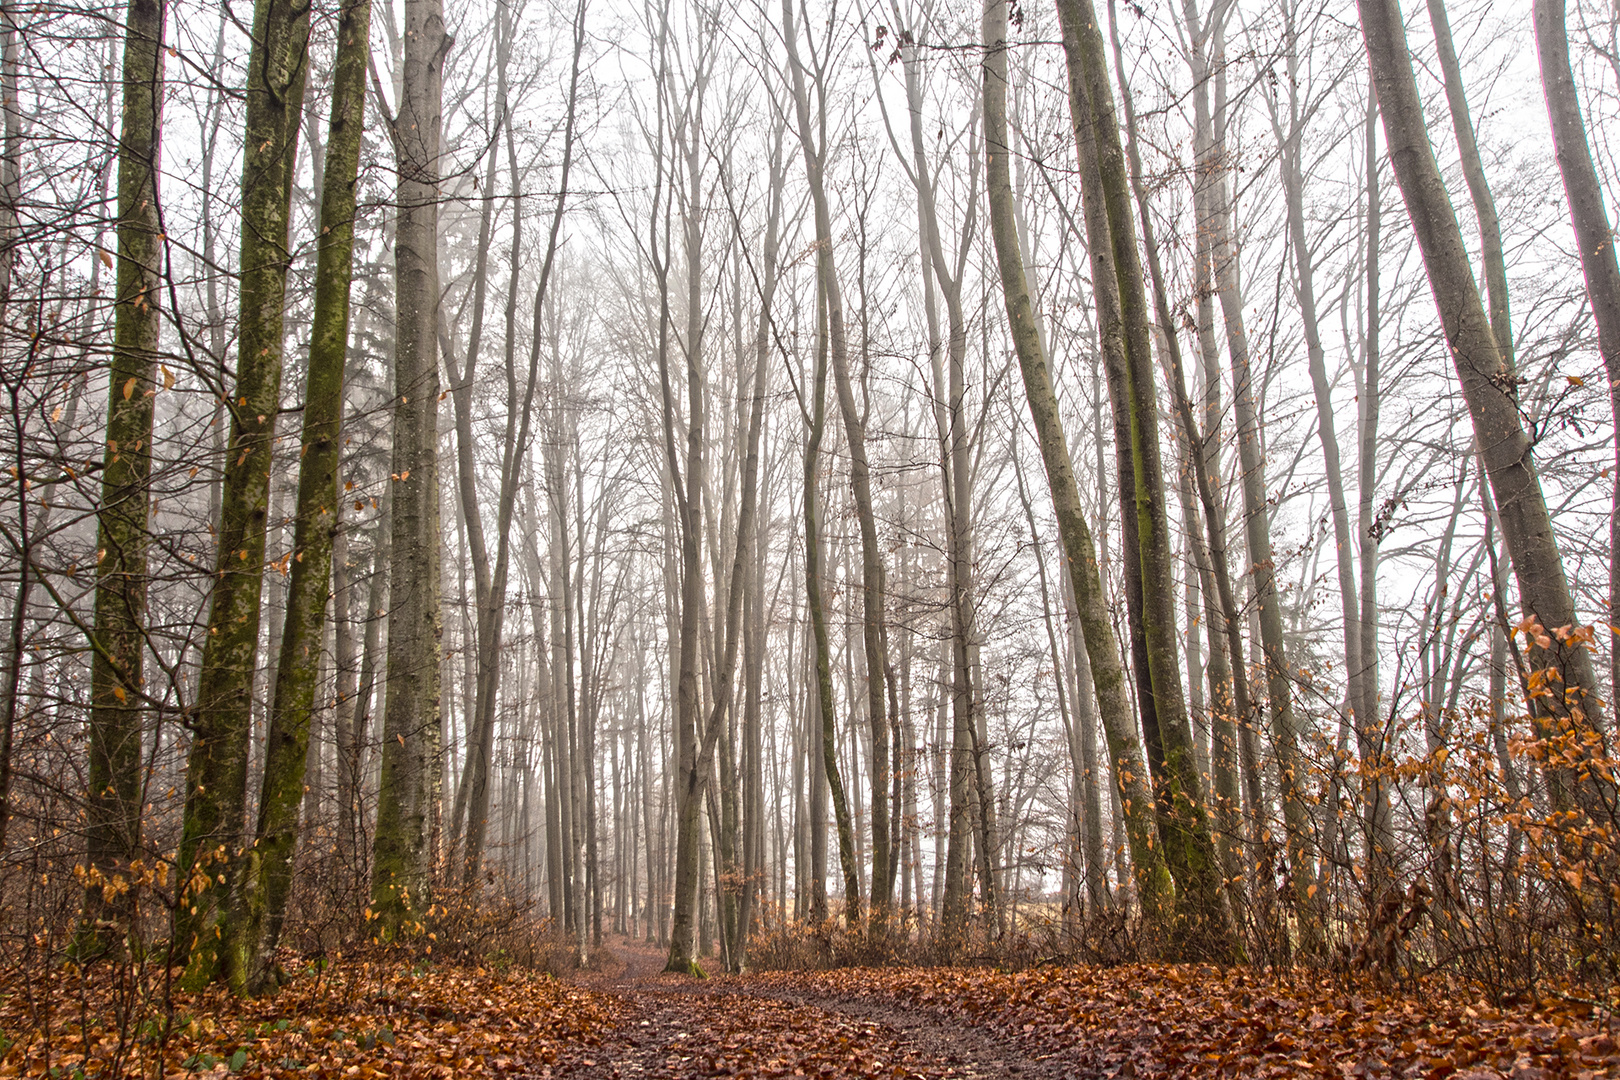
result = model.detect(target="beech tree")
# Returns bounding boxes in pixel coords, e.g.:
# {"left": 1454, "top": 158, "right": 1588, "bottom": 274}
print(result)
{"left": 82, "top": 0, "right": 164, "bottom": 949}
{"left": 371, "top": 0, "right": 449, "bottom": 935}
{"left": 228, "top": 0, "right": 373, "bottom": 995}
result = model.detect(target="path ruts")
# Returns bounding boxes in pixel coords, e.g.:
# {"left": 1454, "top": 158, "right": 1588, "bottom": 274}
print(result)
{"left": 549, "top": 937, "right": 1084, "bottom": 1079}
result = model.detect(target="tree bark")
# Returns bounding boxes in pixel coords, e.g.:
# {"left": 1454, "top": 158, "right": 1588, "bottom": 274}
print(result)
{"left": 983, "top": 0, "right": 1170, "bottom": 927}
{"left": 371, "top": 0, "right": 448, "bottom": 935}
{"left": 84, "top": 0, "right": 164, "bottom": 948}
{"left": 179, "top": 0, "right": 310, "bottom": 983}
{"left": 229, "top": 0, "right": 371, "bottom": 994}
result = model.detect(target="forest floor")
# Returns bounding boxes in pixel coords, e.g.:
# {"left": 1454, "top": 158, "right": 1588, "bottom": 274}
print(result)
{"left": 545, "top": 936, "right": 1620, "bottom": 1079}
{"left": 552, "top": 936, "right": 1070, "bottom": 1078}
{"left": 5, "top": 936, "right": 1620, "bottom": 1077}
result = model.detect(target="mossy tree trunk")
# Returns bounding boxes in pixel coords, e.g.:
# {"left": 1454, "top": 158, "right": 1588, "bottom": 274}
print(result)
{"left": 229, "top": 0, "right": 371, "bottom": 995}
{"left": 84, "top": 0, "right": 164, "bottom": 946}
{"left": 1054, "top": 0, "right": 1233, "bottom": 957}
{"left": 981, "top": 0, "right": 1170, "bottom": 927}
{"left": 178, "top": 0, "right": 310, "bottom": 985}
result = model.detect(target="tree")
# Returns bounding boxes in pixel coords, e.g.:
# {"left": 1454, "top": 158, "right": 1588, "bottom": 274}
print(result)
{"left": 371, "top": 0, "right": 449, "bottom": 935}
{"left": 1054, "top": 0, "right": 1232, "bottom": 955}
{"left": 1356, "top": 0, "right": 1605, "bottom": 809}
{"left": 781, "top": 0, "right": 888, "bottom": 933}
{"left": 229, "top": 0, "right": 373, "bottom": 995}
{"left": 178, "top": 0, "right": 311, "bottom": 985}
{"left": 82, "top": 0, "right": 164, "bottom": 949}
{"left": 450, "top": 0, "right": 584, "bottom": 894}
{"left": 983, "top": 0, "right": 1170, "bottom": 928}
{"left": 781, "top": 0, "right": 866, "bottom": 934}
{"left": 1534, "top": 0, "right": 1620, "bottom": 715}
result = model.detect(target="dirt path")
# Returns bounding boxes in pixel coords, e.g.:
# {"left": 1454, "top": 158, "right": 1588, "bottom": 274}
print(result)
{"left": 550, "top": 937, "right": 1085, "bottom": 1079}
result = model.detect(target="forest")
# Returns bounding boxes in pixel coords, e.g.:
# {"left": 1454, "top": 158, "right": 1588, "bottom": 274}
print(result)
{"left": 2, "top": 0, "right": 1620, "bottom": 1072}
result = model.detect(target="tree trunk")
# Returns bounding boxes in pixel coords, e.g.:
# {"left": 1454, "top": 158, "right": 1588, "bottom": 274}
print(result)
{"left": 982, "top": 0, "right": 1170, "bottom": 927}
{"left": 1257, "top": 0, "right": 1360, "bottom": 952}
{"left": 661, "top": 19, "right": 716, "bottom": 967}
{"left": 229, "top": 0, "right": 370, "bottom": 994}
{"left": 801, "top": 288, "right": 862, "bottom": 930}
{"left": 1357, "top": 0, "right": 1605, "bottom": 805}
{"left": 1055, "top": 0, "right": 1232, "bottom": 956}
{"left": 1102, "top": 0, "right": 1249, "bottom": 923}
{"left": 84, "top": 0, "right": 164, "bottom": 948}
{"left": 781, "top": 0, "right": 882, "bottom": 932}
{"left": 371, "top": 0, "right": 448, "bottom": 934}
{"left": 1534, "top": 0, "right": 1620, "bottom": 723}
{"left": 1356, "top": 71, "right": 1389, "bottom": 899}
{"left": 778, "top": 1, "right": 866, "bottom": 933}
{"left": 179, "top": 0, "right": 310, "bottom": 983}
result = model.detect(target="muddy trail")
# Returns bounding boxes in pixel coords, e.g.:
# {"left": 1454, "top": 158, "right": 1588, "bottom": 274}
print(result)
{"left": 550, "top": 937, "right": 1078, "bottom": 1079}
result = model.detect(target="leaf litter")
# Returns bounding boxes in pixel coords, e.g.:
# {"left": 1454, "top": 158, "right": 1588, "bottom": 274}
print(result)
{"left": 4, "top": 948, "right": 1619, "bottom": 1078}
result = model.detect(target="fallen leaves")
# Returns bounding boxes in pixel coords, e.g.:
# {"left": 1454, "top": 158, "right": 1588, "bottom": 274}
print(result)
{"left": 631, "top": 994, "right": 927, "bottom": 1079}
{"left": 0, "top": 957, "right": 613, "bottom": 1078}
{"left": 6, "top": 949, "right": 1619, "bottom": 1079}
{"left": 753, "top": 965, "right": 1620, "bottom": 1079}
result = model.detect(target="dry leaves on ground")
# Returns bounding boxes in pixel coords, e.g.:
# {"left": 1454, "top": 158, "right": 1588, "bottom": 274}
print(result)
{"left": 0, "top": 957, "right": 614, "bottom": 1078}
{"left": 610, "top": 989, "right": 934, "bottom": 1079}
{"left": 755, "top": 965, "right": 1620, "bottom": 1079}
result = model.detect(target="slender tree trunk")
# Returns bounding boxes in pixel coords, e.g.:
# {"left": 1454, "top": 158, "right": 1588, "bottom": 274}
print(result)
{"left": 801, "top": 288, "right": 862, "bottom": 930}
{"left": 1357, "top": 0, "right": 1605, "bottom": 806}
{"left": 0, "top": 0, "right": 21, "bottom": 838}
{"left": 1102, "top": 0, "right": 1249, "bottom": 922}
{"left": 781, "top": 0, "right": 881, "bottom": 932}
{"left": 1534, "top": 0, "right": 1620, "bottom": 723}
{"left": 661, "top": 23, "right": 716, "bottom": 966}
{"left": 371, "top": 0, "right": 448, "bottom": 934}
{"left": 1428, "top": 0, "right": 1512, "bottom": 361}
{"left": 1055, "top": 0, "right": 1232, "bottom": 956}
{"left": 1356, "top": 73, "right": 1389, "bottom": 897}
{"left": 1258, "top": 0, "right": 1371, "bottom": 954}
{"left": 711, "top": 121, "right": 785, "bottom": 969}
{"left": 460, "top": 0, "right": 582, "bottom": 893}
{"left": 1179, "top": 0, "right": 1316, "bottom": 956}
{"left": 83, "top": 0, "right": 164, "bottom": 948}
{"left": 780, "top": 0, "right": 864, "bottom": 931}
{"left": 982, "top": 0, "right": 1170, "bottom": 929}
{"left": 341, "top": 525, "right": 384, "bottom": 891}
